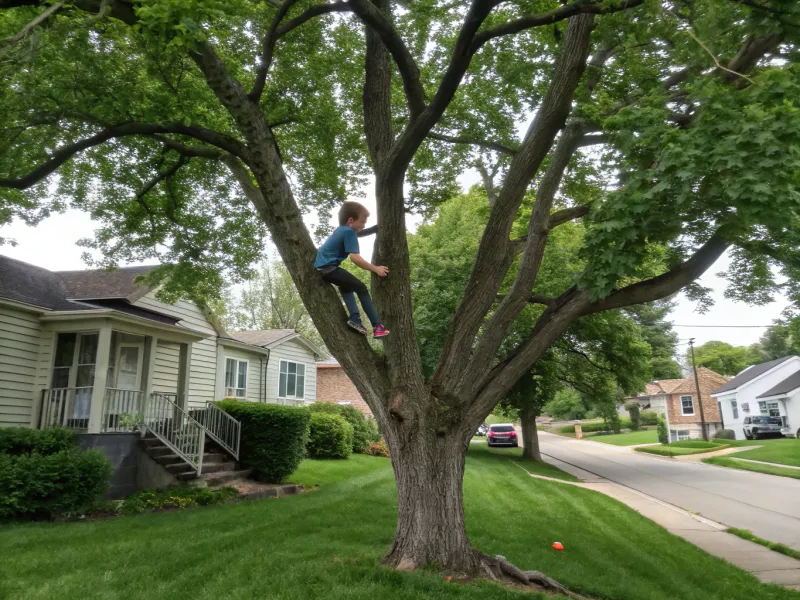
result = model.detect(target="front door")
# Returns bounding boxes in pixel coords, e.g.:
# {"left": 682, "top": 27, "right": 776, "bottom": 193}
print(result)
{"left": 115, "top": 344, "right": 144, "bottom": 390}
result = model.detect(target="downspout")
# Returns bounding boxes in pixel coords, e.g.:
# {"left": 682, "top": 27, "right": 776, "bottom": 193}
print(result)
{"left": 261, "top": 349, "right": 270, "bottom": 403}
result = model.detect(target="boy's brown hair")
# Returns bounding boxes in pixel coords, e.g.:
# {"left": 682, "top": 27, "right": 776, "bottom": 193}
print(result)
{"left": 338, "top": 201, "right": 368, "bottom": 226}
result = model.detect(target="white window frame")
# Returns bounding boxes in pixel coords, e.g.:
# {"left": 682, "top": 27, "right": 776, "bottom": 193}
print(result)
{"left": 225, "top": 358, "right": 248, "bottom": 398}
{"left": 677, "top": 430, "right": 690, "bottom": 441}
{"left": 731, "top": 400, "right": 738, "bottom": 420}
{"left": 758, "top": 401, "right": 768, "bottom": 415}
{"left": 680, "top": 395, "right": 694, "bottom": 416}
{"left": 741, "top": 402, "right": 750, "bottom": 413}
{"left": 767, "top": 401, "right": 780, "bottom": 417}
{"left": 278, "top": 360, "right": 307, "bottom": 401}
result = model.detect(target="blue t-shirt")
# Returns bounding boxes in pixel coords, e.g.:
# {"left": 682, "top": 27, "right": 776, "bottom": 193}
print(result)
{"left": 315, "top": 226, "right": 360, "bottom": 269}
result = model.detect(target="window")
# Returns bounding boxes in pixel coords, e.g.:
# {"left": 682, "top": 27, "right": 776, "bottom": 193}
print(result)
{"left": 731, "top": 400, "right": 738, "bottom": 420}
{"left": 758, "top": 401, "right": 768, "bottom": 415}
{"left": 225, "top": 358, "right": 248, "bottom": 398}
{"left": 741, "top": 402, "right": 750, "bottom": 413}
{"left": 279, "top": 360, "right": 306, "bottom": 400}
{"left": 677, "top": 430, "right": 690, "bottom": 441}
{"left": 767, "top": 401, "right": 780, "bottom": 417}
{"left": 680, "top": 395, "right": 694, "bottom": 416}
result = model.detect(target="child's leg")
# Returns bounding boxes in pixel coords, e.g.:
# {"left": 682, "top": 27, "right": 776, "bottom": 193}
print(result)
{"left": 322, "top": 268, "right": 380, "bottom": 324}
{"left": 339, "top": 290, "right": 362, "bottom": 324}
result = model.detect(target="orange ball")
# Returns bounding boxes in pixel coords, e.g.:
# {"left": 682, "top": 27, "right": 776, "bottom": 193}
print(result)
{"left": 552, "top": 542, "right": 564, "bottom": 551}
{"left": 443, "top": 576, "right": 452, "bottom": 581}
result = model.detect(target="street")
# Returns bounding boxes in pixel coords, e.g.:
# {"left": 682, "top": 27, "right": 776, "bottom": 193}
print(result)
{"left": 537, "top": 432, "right": 800, "bottom": 551}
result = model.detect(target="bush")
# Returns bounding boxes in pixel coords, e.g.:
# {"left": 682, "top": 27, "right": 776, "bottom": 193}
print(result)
{"left": 307, "top": 413, "right": 353, "bottom": 459}
{"left": 0, "top": 449, "right": 112, "bottom": 519}
{"left": 714, "top": 429, "right": 736, "bottom": 440}
{"left": 625, "top": 404, "right": 641, "bottom": 431}
{"left": 118, "top": 486, "right": 238, "bottom": 515}
{"left": 640, "top": 411, "right": 659, "bottom": 426}
{"left": 657, "top": 415, "right": 669, "bottom": 445}
{"left": 309, "top": 403, "right": 380, "bottom": 454}
{"left": 365, "top": 440, "right": 389, "bottom": 457}
{"left": 214, "top": 400, "right": 310, "bottom": 482}
{"left": 0, "top": 427, "right": 77, "bottom": 456}
{"left": 669, "top": 440, "right": 719, "bottom": 448}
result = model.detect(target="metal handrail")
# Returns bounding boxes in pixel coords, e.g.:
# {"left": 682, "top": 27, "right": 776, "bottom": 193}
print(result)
{"left": 191, "top": 402, "right": 240, "bottom": 460}
{"left": 101, "top": 388, "right": 145, "bottom": 432}
{"left": 142, "top": 392, "right": 205, "bottom": 475}
{"left": 39, "top": 387, "right": 93, "bottom": 430}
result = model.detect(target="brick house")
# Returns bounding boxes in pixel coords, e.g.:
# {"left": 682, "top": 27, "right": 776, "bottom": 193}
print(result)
{"left": 624, "top": 367, "right": 728, "bottom": 441}
{"left": 316, "top": 359, "right": 372, "bottom": 416}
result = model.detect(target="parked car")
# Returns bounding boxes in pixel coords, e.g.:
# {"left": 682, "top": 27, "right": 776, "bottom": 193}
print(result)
{"left": 487, "top": 424, "right": 518, "bottom": 448}
{"left": 743, "top": 416, "right": 783, "bottom": 440}
{"left": 475, "top": 422, "right": 489, "bottom": 437}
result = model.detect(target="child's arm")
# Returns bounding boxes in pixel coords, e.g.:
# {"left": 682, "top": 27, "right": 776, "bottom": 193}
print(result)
{"left": 357, "top": 225, "right": 378, "bottom": 238}
{"left": 349, "top": 253, "right": 389, "bottom": 277}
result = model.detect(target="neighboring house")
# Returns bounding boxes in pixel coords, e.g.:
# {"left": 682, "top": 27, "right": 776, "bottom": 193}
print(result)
{"left": 316, "top": 358, "right": 372, "bottom": 416}
{"left": 0, "top": 255, "right": 327, "bottom": 433}
{"left": 623, "top": 367, "right": 728, "bottom": 442}
{"left": 711, "top": 356, "right": 800, "bottom": 440}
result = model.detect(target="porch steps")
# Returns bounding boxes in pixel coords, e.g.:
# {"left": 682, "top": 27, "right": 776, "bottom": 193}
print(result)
{"left": 139, "top": 433, "right": 244, "bottom": 484}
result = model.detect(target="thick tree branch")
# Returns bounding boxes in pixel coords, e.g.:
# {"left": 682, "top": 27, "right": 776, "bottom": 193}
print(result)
{"left": 471, "top": 0, "right": 645, "bottom": 53}
{"left": 0, "top": 122, "right": 249, "bottom": 190}
{"left": 251, "top": 0, "right": 301, "bottom": 102}
{"left": 549, "top": 204, "right": 590, "bottom": 229}
{"left": 428, "top": 132, "right": 518, "bottom": 155}
{"left": 583, "top": 232, "right": 730, "bottom": 315}
{"left": 361, "top": 0, "right": 393, "bottom": 165}
{"left": 577, "top": 133, "right": 607, "bottom": 147}
{"left": 136, "top": 155, "right": 190, "bottom": 200}
{"left": 274, "top": 1, "right": 350, "bottom": 36}
{"left": 0, "top": 1, "right": 64, "bottom": 52}
{"left": 432, "top": 15, "right": 595, "bottom": 400}
{"left": 153, "top": 135, "right": 223, "bottom": 159}
{"left": 349, "top": 0, "right": 426, "bottom": 120}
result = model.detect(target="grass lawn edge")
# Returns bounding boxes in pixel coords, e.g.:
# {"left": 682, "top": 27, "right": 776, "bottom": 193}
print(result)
{"left": 727, "top": 528, "right": 800, "bottom": 560}
{"left": 702, "top": 456, "right": 800, "bottom": 480}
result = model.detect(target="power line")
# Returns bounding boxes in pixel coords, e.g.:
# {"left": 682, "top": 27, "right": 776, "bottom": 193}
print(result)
{"left": 670, "top": 324, "right": 775, "bottom": 328}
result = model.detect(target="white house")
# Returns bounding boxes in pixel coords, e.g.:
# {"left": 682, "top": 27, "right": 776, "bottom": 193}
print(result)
{"left": 711, "top": 356, "right": 800, "bottom": 440}
{"left": 0, "top": 255, "right": 327, "bottom": 434}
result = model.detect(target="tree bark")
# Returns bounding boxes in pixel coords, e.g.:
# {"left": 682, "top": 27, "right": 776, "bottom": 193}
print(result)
{"left": 520, "top": 410, "right": 542, "bottom": 461}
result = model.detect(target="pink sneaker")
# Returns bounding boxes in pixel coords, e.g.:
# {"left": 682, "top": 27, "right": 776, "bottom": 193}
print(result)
{"left": 373, "top": 324, "right": 390, "bottom": 338}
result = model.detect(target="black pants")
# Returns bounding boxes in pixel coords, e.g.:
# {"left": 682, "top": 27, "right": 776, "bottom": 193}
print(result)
{"left": 322, "top": 268, "right": 381, "bottom": 325}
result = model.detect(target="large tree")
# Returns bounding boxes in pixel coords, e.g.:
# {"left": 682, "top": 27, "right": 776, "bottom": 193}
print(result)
{"left": 2, "top": 0, "right": 800, "bottom": 590}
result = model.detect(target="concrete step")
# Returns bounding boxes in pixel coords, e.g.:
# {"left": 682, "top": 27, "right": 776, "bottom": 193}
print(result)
{"left": 178, "top": 468, "right": 252, "bottom": 484}
{"left": 154, "top": 452, "right": 228, "bottom": 467}
{"left": 164, "top": 460, "right": 236, "bottom": 475}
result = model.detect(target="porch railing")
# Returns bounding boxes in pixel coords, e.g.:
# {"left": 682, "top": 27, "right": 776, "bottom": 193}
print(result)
{"left": 190, "top": 402, "right": 240, "bottom": 460}
{"left": 101, "top": 388, "right": 145, "bottom": 432}
{"left": 142, "top": 392, "right": 205, "bottom": 476}
{"left": 277, "top": 398, "right": 308, "bottom": 407}
{"left": 39, "top": 387, "right": 93, "bottom": 430}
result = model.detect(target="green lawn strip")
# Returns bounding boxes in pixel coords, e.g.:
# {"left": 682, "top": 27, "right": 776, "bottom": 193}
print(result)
{"left": 702, "top": 456, "right": 800, "bottom": 480}
{"left": 723, "top": 439, "right": 800, "bottom": 468}
{"left": 636, "top": 444, "right": 729, "bottom": 457}
{"left": 727, "top": 528, "right": 800, "bottom": 560}
{"left": 480, "top": 445, "right": 579, "bottom": 482}
{"left": 0, "top": 448, "right": 793, "bottom": 600}
{"left": 586, "top": 430, "right": 659, "bottom": 446}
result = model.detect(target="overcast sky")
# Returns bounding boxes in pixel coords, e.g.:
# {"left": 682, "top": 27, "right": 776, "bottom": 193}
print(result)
{"left": 0, "top": 174, "right": 789, "bottom": 351}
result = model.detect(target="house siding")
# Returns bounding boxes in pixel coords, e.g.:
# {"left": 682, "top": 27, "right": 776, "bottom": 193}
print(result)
{"left": 135, "top": 292, "right": 217, "bottom": 408}
{"left": 265, "top": 339, "right": 317, "bottom": 404}
{"left": 0, "top": 305, "right": 43, "bottom": 427}
{"left": 316, "top": 366, "right": 372, "bottom": 416}
{"left": 220, "top": 346, "right": 265, "bottom": 403}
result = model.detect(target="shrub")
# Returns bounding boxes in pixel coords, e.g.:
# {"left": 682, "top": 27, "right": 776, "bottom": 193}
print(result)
{"left": 365, "top": 440, "right": 389, "bottom": 457}
{"left": 0, "top": 427, "right": 77, "bottom": 456}
{"left": 214, "top": 400, "right": 310, "bottom": 482}
{"left": 307, "top": 413, "right": 353, "bottom": 459}
{"left": 714, "top": 429, "right": 736, "bottom": 440}
{"left": 0, "top": 449, "right": 112, "bottom": 519}
{"left": 669, "top": 440, "right": 719, "bottom": 449}
{"left": 309, "top": 403, "right": 380, "bottom": 454}
{"left": 558, "top": 419, "right": 632, "bottom": 434}
{"left": 625, "top": 404, "right": 641, "bottom": 431}
{"left": 119, "top": 486, "right": 238, "bottom": 515}
{"left": 657, "top": 415, "right": 669, "bottom": 445}
{"left": 640, "top": 411, "right": 659, "bottom": 426}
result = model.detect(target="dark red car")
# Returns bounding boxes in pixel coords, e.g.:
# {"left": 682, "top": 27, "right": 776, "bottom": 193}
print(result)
{"left": 487, "top": 424, "right": 518, "bottom": 448}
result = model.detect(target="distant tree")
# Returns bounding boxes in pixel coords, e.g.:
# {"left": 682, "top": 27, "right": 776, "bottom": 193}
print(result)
{"left": 689, "top": 341, "right": 762, "bottom": 377}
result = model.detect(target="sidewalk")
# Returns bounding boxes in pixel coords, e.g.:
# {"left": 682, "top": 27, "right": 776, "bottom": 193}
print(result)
{"left": 514, "top": 452, "right": 800, "bottom": 591}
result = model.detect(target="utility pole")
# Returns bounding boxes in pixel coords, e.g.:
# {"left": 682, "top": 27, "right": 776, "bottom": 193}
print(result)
{"left": 689, "top": 338, "right": 708, "bottom": 441}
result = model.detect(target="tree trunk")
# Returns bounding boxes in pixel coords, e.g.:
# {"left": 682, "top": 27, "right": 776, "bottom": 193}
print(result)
{"left": 520, "top": 410, "right": 542, "bottom": 461}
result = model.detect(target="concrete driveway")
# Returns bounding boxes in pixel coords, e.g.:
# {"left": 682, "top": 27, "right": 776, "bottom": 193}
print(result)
{"left": 536, "top": 431, "right": 800, "bottom": 551}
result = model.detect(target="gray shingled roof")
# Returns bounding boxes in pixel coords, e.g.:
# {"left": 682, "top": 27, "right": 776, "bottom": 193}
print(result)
{"left": 229, "top": 329, "right": 297, "bottom": 347}
{"left": 756, "top": 369, "right": 800, "bottom": 399}
{"left": 711, "top": 356, "right": 794, "bottom": 394}
{"left": 55, "top": 265, "right": 156, "bottom": 299}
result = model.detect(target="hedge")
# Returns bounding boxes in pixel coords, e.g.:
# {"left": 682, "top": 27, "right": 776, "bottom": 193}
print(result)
{"left": 558, "top": 418, "right": 632, "bottom": 434}
{"left": 640, "top": 411, "right": 659, "bottom": 426}
{"left": 0, "top": 449, "right": 112, "bottom": 519}
{"left": 309, "top": 403, "right": 381, "bottom": 453}
{"left": 0, "top": 427, "right": 76, "bottom": 456}
{"left": 214, "top": 401, "right": 310, "bottom": 482}
{"left": 714, "top": 429, "right": 736, "bottom": 440}
{"left": 307, "top": 413, "right": 353, "bottom": 459}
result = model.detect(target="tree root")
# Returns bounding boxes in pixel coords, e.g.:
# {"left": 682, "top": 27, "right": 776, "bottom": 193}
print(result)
{"left": 480, "top": 553, "right": 591, "bottom": 599}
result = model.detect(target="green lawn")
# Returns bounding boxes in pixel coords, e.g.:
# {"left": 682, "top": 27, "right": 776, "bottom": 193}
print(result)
{"left": 703, "top": 456, "right": 800, "bottom": 480}
{"left": 587, "top": 430, "right": 659, "bottom": 446}
{"left": 0, "top": 446, "right": 795, "bottom": 600}
{"left": 720, "top": 438, "right": 800, "bottom": 467}
{"left": 636, "top": 444, "right": 729, "bottom": 457}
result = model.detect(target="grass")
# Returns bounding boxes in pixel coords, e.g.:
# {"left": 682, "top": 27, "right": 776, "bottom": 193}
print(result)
{"left": 585, "top": 429, "right": 659, "bottom": 446}
{"left": 636, "top": 444, "right": 729, "bottom": 457}
{"left": 0, "top": 446, "right": 795, "bottom": 600}
{"left": 702, "top": 456, "right": 800, "bottom": 480}
{"left": 718, "top": 438, "right": 800, "bottom": 467}
{"left": 482, "top": 445, "right": 579, "bottom": 482}
{"left": 727, "top": 528, "right": 800, "bottom": 560}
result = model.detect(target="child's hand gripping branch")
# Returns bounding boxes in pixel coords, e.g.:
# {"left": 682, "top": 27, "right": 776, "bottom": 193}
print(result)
{"left": 314, "top": 202, "right": 390, "bottom": 338}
